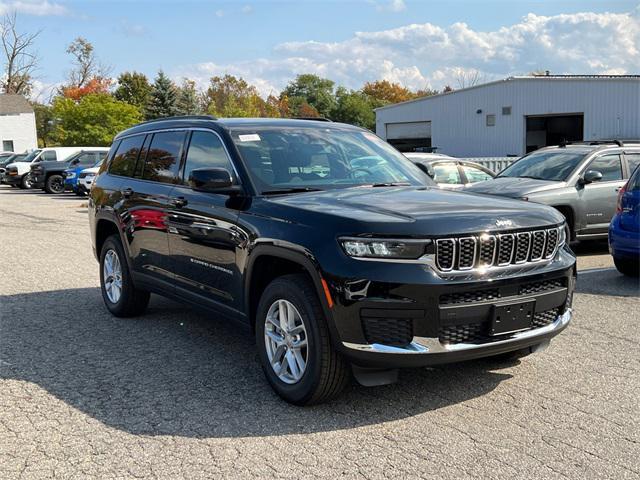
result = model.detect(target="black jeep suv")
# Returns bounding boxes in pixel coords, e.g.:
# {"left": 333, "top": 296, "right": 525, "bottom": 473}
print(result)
{"left": 89, "top": 116, "right": 576, "bottom": 405}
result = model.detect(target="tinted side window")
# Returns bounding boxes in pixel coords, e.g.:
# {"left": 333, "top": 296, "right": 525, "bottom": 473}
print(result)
{"left": 77, "top": 152, "right": 98, "bottom": 166}
{"left": 625, "top": 152, "right": 640, "bottom": 176}
{"left": 183, "top": 131, "right": 234, "bottom": 183}
{"left": 629, "top": 169, "right": 640, "bottom": 191}
{"left": 433, "top": 163, "right": 461, "bottom": 184}
{"left": 109, "top": 135, "right": 145, "bottom": 177}
{"left": 588, "top": 154, "right": 622, "bottom": 182}
{"left": 43, "top": 151, "right": 57, "bottom": 161}
{"left": 142, "top": 131, "right": 186, "bottom": 184}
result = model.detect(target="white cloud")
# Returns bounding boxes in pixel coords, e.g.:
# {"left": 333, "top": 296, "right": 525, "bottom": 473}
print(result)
{"left": 215, "top": 9, "right": 224, "bottom": 18}
{"left": 0, "top": 0, "right": 68, "bottom": 16}
{"left": 378, "top": 0, "right": 406, "bottom": 12}
{"left": 175, "top": 7, "right": 640, "bottom": 96}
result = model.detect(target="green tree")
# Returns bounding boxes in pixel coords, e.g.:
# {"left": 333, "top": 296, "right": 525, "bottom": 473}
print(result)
{"left": 114, "top": 71, "right": 152, "bottom": 109}
{"left": 176, "top": 78, "right": 201, "bottom": 115}
{"left": 202, "top": 74, "right": 264, "bottom": 117}
{"left": 33, "top": 102, "right": 55, "bottom": 147}
{"left": 145, "top": 71, "right": 179, "bottom": 119}
{"left": 331, "top": 87, "right": 376, "bottom": 130}
{"left": 281, "top": 74, "right": 336, "bottom": 118}
{"left": 52, "top": 93, "right": 141, "bottom": 146}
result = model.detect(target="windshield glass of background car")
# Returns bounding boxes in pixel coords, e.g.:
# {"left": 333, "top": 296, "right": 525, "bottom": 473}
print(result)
{"left": 21, "top": 150, "right": 41, "bottom": 163}
{"left": 231, "top": 127, "right": 428, "bottom": 192}
{"left": 499, "top": 151, "right": 586, "bottom": 181}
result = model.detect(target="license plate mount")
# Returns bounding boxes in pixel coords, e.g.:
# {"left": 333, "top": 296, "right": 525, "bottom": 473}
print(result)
{"left": 490, "top": 300, "right": 535, "bottom": 336}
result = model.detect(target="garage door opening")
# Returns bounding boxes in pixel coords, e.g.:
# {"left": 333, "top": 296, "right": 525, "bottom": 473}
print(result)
{"left": 385, "top": 121, "right": 431, "bottom": 152}
{"left": 525, "top": 114, "right": 583, "bottom": 153}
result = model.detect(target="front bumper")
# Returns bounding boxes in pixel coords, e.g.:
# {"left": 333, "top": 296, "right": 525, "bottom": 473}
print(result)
{"left": 4, "top": 173, "right": 22, "bottom": 186}
{"left": 327, "top": 246, "right": 576, "bottom": 368}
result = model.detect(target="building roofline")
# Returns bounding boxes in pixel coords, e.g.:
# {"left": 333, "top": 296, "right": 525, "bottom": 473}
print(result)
{"left": 373, "top": 75, "right": 640, "bottom": 112}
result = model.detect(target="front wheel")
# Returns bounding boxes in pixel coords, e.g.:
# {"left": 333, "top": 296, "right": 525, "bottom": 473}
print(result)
{"left": 614, "top": 257, "right": 639, "bottom": 277}
{"left": 99, "top": 234, "right": 150, "bottom": 317}
{"left": 19, "top": 174, "right": 32, "bottom": 189}
{"left": 45, "top": 174, "right": 65, "bottom": 194}
{"left": 255, "top": 274, "right": 350, "bottom": 405}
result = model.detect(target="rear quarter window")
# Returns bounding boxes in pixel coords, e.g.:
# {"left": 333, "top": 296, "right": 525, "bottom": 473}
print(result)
{"left": 109, "top": 135, "right": 145, "bottom": 177}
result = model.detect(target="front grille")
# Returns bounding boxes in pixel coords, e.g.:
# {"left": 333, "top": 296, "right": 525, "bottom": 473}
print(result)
{"left": 362, "top": 316, "right": 413, "bottom": 347}
{"left": 439, "top": 308, "right": 560, "bottom": 344}
{"left": 435, "top": 227, "right": 562, "bottom": 273}
{"left": 440, "top": 288, "right": 501, "bottom": 305}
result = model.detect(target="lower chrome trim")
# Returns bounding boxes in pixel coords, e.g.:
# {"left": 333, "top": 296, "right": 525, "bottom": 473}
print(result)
{"left": 342, "top": 309, "right": 571, "bottom": 355}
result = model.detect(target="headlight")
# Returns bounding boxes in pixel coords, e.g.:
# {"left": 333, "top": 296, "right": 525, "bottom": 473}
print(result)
{"left": 85, "top": 174, "right": 95, "bottom": 180}
{"left": 558, "top": 224, "right": 567, "bottom": 246}
{"left": 65, "top": 172, "right": 76, "bottom": 178}
{"left": 340, "top": 237, "right": 430, "bottom": 259}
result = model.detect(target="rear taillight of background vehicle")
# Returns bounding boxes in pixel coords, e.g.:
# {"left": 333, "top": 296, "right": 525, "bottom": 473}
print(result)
{"left": 616, "top": 183, "right": 627, "bottom": 214}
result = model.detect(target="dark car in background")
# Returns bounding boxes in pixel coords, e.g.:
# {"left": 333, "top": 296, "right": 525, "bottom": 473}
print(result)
{"left": 89, "top": 116, "right": 575, "bottom": 405}
{"left": 0, "top": 152, "right": 27, "bottom": 185}
{"left": 30, "top": 149, "right": 109, "bottom": 194}
{"left": 466, "top": 141, "right": 640, "bottom": 242}
{"left": 609, "top": 164, "right": 640, "bottom": 277}
{"left": 405, "top": 152, "right": 495, "bottom": 189}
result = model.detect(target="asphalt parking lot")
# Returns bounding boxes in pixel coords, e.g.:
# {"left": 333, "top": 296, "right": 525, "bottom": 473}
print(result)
{"left": 1, "top": 185, "right": 639, "bottom": 479}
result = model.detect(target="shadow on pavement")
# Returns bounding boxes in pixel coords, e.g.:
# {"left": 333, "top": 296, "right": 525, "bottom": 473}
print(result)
{"left": 0, "top": 287, "right": 511, "bottom": 439}
{"left": 577, "top": 267, "right": 640, "bottom": 297}
{"left": 571, "top": 240, "right": 609, "bottom": 256}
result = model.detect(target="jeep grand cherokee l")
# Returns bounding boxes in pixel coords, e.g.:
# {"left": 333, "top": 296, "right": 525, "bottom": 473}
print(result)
{"left": 89, "top": 116, "right": 576, "bottom": 405}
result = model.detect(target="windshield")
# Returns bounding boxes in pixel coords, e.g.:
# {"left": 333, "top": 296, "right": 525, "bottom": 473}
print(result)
{"left": 231, "top": 127, "right": 429, "bottom": 193}
{"left": 21, "top": 150, "right": 42, "bottom": 163}
{"left": 498, "top": 150, "right": 587, "bottom": 181}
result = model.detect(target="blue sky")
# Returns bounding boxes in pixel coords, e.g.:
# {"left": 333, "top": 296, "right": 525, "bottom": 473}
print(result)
{"left": 7, "top": 0, "right": 640, "bottom": 99}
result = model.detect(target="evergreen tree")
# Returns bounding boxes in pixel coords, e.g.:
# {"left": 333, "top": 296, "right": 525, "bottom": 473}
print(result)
{"left": 145, "top": 71, "right": 178, "bottom": 119}
{"left": 176, "top": 79, "right": 200, "bottom": 115}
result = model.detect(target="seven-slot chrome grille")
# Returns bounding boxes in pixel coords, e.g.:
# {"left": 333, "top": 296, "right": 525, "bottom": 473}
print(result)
{"left": 435, "top": 226, "right": 563, "bottom": 272}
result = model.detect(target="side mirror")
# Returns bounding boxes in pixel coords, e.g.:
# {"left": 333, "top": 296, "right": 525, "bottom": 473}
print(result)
{"left": 582, "top": 170, "right": 603, "bottom": 184}
{"left": 188, "top": 167, "right": 241, "bottom": 194}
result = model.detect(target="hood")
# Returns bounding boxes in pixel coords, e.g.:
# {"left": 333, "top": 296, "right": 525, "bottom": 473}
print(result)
{"left": 261, "top": 186, "right": 564, "bottom": 237}
{"left": 465, "top": 177, "right": 564, "bottom": 198}
{"left": 81, "top": 167, "right": 99, "bottom": 174}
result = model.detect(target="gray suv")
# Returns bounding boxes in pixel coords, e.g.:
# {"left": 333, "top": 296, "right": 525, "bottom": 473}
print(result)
{"left": 467, "top": 141, "right": 640, "bottom": 241}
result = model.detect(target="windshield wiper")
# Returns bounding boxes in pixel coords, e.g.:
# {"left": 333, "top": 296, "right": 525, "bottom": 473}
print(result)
{"left": 261, "top": 187, "right": 324, "bottom": 195}
{"left": 367, "top": 182, "right": 411, "bottom": 187}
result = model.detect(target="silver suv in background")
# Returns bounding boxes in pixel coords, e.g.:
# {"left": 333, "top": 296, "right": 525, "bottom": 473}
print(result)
{"left": 466, "top": 141, "right": 640, "bottom": 241}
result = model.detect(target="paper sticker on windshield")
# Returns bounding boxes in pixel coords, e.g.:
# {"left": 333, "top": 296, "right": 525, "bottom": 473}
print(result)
{"left": 361, "top": 132, "right": 380, "bottom": 142}
{"left": 238, "top": 134, "right": 261, "bottom": 142}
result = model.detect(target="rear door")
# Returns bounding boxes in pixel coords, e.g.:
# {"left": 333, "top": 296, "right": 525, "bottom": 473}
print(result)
{"left": 167, "top": 129, "right": 246, "bottom": 313}
{"left": 578, "top": 153, "right": 625, "bottom": 234}
{"left": 115, "top": 131, "right": 187, "bottom": 288}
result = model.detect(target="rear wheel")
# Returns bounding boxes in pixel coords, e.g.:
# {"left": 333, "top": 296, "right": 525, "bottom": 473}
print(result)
{"left": 614, "top": 257, "right": 639, "bottom": 277}
{"left": 99, "top": 234, "right": 150, "bottom": 317}
{"left": 45, "top": 174, "right": 65, "bottom": 194}
{"left": 255, "top": 274, "right": 350, "bottom": 405}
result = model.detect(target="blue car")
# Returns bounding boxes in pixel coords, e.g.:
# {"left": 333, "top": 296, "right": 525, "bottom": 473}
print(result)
{"left": 609, "top": 165, "right": 640, "bottom": 277}
{"left": 64, "top": 155, "right": 106, "bottom": 195}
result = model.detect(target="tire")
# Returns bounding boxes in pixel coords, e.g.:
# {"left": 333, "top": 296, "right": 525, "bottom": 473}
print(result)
{"left": 19, "top": 173, "right": 32, "bottom": 189}
{"left": 255, "top": 274, "right": 350, "bottom": 405}
{"left": 614, "top": 256, "right": 639, "bottom": 277}
{"left": 45, "top": 174, "right": 65, "bottom": 194}
{"left": 99, "top": 234, "right": 150, "bottom": 317}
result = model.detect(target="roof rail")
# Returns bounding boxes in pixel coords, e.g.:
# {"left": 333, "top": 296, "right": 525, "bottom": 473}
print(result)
{"left": 136, "top": 115, "right": 218, "bottom": 126}
{"left": 559, "top": 139, "right": 640, "bottom": 148}
{"left": 292, "top": 117, "right": 332, "bottom": 122}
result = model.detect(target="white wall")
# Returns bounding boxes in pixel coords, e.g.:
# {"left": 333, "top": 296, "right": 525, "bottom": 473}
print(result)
{"left": 376, "top": 78, "right": 640, "bottom": 157}
{"left": 0, "top": 112, "right": 38, "bottom": 152}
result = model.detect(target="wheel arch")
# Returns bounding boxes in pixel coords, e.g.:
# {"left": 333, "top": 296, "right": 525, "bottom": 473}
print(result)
{"left": 552, "top": 205, "right": 576, "bottom": 241}
{"left": 244, "top": 246, "right": 333, "bottom": 334}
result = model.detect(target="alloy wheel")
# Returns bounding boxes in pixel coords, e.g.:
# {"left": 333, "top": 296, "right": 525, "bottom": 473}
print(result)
{"left": 103, "top": 249, "right": 123, "bottom": 303}
{"left": 264, "top": 299, "right": 308, "bottom": 384}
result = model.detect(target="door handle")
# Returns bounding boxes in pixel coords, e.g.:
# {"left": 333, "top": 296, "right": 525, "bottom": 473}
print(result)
{"left": 121, "top": 187, "right": 133, "bottom": 198}
{"left": 171, "top": 197, "right": 188, "bottom": 208}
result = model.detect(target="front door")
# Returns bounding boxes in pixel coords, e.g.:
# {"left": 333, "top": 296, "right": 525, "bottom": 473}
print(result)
{"left": 578, "top": 153, "right": 625, "bottom": 235}
{"left": 167, "top": 130, "right": 247, "bottom": 313}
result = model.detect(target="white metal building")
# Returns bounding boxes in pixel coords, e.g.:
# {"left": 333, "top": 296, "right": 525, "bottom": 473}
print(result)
{"left": 0, "top": 94, "right": 37, "bottom": 153}
{"left": 375, "top": 75, "right": 640, "bottom": 157}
